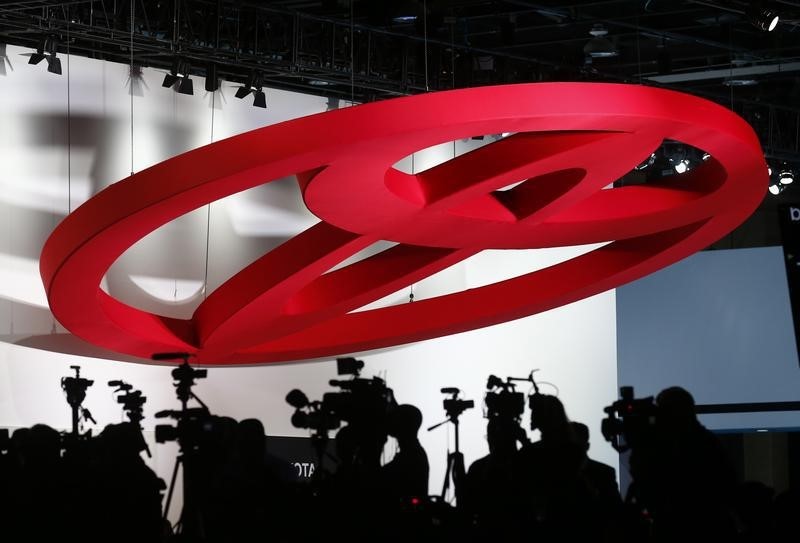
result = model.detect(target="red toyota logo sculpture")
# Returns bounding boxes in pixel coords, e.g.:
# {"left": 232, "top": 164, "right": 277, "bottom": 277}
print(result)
{"left": 40, "top": 83, "right": 766, "bottom": 364}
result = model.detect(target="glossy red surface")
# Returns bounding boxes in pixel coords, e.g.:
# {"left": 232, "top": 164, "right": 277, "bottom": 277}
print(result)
{"left": 40, "top": 83, "right": 766, "bottom": 364}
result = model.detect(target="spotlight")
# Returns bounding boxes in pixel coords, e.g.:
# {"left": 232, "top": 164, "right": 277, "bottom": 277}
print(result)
{"left": 747, "top": 3, "right": 780, "bottom": 32}
{"left": 767, "top": 162, "right": 794, "bottom": 195}
{"left": 177, "top": 76, "right": 193, "bottom": 95}
{"left": 162, "top": 59, "right": 193, "bottom": 95}
{"left": 29, "top": 37, "right": 61, "bottom": 75}
{"left": 47, "top": 54, "right": 62, "bottom": 75}
{"left": 204, "top": 62, "right": 219, "bottom": 92}
{"left": 252, "top": 90, "right": 267, "bottom": 109}
{"left": 28, "top": 39, "right": 47, "bottom": 65}
{"left": 235, "top": 73, "right": 267, "bottom": 108}
{"left": 391, "top": 0, "right": 420, "bottom": 24}
{"left": 583, "top": 24, "right": 618, "bottom": 59}
{"left": 635, "top": 152, "right": 657, "bottom": 171}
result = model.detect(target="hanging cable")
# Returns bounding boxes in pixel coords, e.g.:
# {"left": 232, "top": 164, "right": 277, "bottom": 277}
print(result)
{"left": 130, "top": 0, "right": 135, "bottom": 176}
{"left": 350, "top": 0, "right": 355, "bottom": 105}
{"left": 67, "top": 14, "right": 71, "bottom": 212}
{"left": 203, "top": 92, "right": 215, "bottom": 299}
{"left": 635, "top": 19, "right": 642, "bottom": 84}
{"left": 423, "top": 0, "right": 429, "bottom": 91}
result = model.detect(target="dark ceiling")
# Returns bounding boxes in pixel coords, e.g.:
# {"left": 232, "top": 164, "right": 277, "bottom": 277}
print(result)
{"left": 2, "top": 0, "right": 800, "bottom": 248}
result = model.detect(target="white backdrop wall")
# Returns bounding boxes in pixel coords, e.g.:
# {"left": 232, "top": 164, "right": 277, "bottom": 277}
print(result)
{"left": 0, "top": 45, "right": 619, "bottom": 507}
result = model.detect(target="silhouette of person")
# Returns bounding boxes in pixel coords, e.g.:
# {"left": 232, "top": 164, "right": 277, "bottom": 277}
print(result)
{"left": 92, "top": 422, "right": 165, "bottom": 543}
{"left": 219, "top": 418, "right": 294, "bottom": 542}
{"left": 381, "top": 404, "right": 429, "bottom": 501}
{"left": 515, "top": 394, "right": 591, "bottom": 541}
{"left": 463, "top": 416, "right": 527, "bottom": 540}
{"left": 570, "top": 421, "right": 621, "bottom": 505}
{"left": 629, "top": 386, "right": 736, "bottom": 542}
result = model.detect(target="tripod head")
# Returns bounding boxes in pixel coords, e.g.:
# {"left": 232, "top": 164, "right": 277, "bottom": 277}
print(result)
{"left": 428, "top": 387, "right": 474, "bottom": 432}
{"left": 61, "top": 365, "right": 93, "bottom": 409}
{"left": 109, "top": 380, "right": 147, "bottom": 427}
{"left": 151, "top": 352, "right": 207, "bottom": 412}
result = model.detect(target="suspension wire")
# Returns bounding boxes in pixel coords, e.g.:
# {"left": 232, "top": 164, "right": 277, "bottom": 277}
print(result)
{"left": 635, "top": 18, "right": 642, "bottom": 84}
{"left": 67, "top": 14, "right": 71, "bottom": 212}
{"left": 350, "top": 0, "right": 354, "bottom": 105}
{"left": 423, "top": 0, "right": 429, "bottom": 91}
{"left": 409, "top": 152, "right": 416, "bottom": 302}
{"left": 130, "top": 0, "right": 134, "bottom": 176}
{"left": 203, "top": 91, "right": 215, "bottom": 299}
{"left": 204, "top": 0, "right": 221, "bottom": 299}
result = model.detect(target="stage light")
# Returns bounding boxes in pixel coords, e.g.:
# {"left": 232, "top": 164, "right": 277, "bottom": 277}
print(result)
{"left": 177, "top": 76, "right": 193, "bottom": 95}
{"left": 747, "top": 3, "right": 779, "bottom": 32}
{"left": 47, "top": 55, "right": 62, "bottom": 75}
{"left": 768, "top": 183, "right": 783, "bottom": 195}
{"left": 235, "top": 73, "right": 266, "bottom": 108}
{"left": 28, "top": 38, "right": 61, "bottom": 75}
{"left": 28, "top": 39, "right": 47, "bottom": 65}
{"left": 162, "top": 59, "right": 193, "bottom": 95}
{"left": 635, "top": 152, "right": 657, "bottom": 171}
{"left": 583, "top": 25, "right": 618, "bottom": 59}
{"left": 253, "top": 90, "right": 267, "bottom": 108}
{"left": 204, "top": 63, "right": 219, "bottom": 92}
{"left": 767, "top": 162, "right": 794, "bottom": 195}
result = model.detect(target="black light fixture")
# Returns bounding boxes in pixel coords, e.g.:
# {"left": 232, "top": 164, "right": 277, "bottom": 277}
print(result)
{"left": 162, "top": 58, "right": 193, "bottom": 95}
{"left": 204, "top": 62, "right": 219, "bottom": 92}
{"left": 747, "top": 3, "right": 780, "bottom": 32}
{"left": 779, "top": 166, "right": 795, "bottom": 185}
{"left": 235, "top": 73, "right": 267, "bottom": 108}
{"left": 28, "top": 37, "right": 61, "bottom": 75}
{"left": 768, "top": 163, "right": 794, "bottom": 195}
{"left": 46, "top": 39, "right": 61, "bottom": 75}
{"left": 28, "top": 38, "right": 47, "bottom": 65}
{"left": 583, "top": 24, "right": 619, "bottom": 59}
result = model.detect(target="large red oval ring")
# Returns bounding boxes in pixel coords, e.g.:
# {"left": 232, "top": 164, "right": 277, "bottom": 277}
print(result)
{"left": 39, "top": 83, "right": 766, "bottom": 364}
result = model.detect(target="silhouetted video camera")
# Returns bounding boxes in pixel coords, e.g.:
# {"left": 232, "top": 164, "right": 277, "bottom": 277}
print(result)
{"left": 154, "top": 407, "right": 223, "bottom": 448}
{"left": 61, "top": 365, "right": 93, "bottom": 409}
{"left": 601, "top": 386, "right": 658, "bottom": 452}
{"left": 286, "top": 357, "right": 396, "bottom": 435}
{"left": 484, "top": 375, "right": 525, "bottom": 420}
{"left": 440, "top": 387, "right": 474, "bottom": 419}
{"left": 286, "top": 389, "right": 342, "bottom": 433}
{"left": 109, "top": 380, "right": 146, "bottom": 422}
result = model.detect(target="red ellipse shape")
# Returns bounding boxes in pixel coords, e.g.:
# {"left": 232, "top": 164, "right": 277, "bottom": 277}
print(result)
{"left": 39, "top": 83, "right": 766, "bottom": 364}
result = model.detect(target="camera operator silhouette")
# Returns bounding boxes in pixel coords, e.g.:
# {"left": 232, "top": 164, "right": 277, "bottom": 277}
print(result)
{"left": 515, "top": 394, "right": 594, "bottom": 541}
{"left": 380, "top": 404, "right": 429, "bottom": 502}
{"left": 462, "top": 415, "right": 527, "bottom": 540}
{"left": 7, "top": 424, "right": 68, "bottom": 540}
{"left": 571, "top": 421, "right": 621, "bottom": 506}
{"left": 628, "top": 386, "right": 736, "bottom": 541}
{"left": 213, "top": 418, "right": 295, "bottom": 543}
{"left": 92, "top": 422, "right": 166, "bottom": 542}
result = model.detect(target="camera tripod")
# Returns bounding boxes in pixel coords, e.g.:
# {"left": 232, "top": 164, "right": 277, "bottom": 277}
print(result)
{"left": 428, "top": 388, "right": 473, "bottom": 506}
{"left": 153, "top": 352, "right": 210, "bottom": 542}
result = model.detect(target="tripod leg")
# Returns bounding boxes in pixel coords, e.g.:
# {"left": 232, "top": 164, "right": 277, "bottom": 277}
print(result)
{"left": 163, "top": 455, "right": 181, "bottom": 522}
{"left": 441, "top": 452, "right": 454, "bottom": 500}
